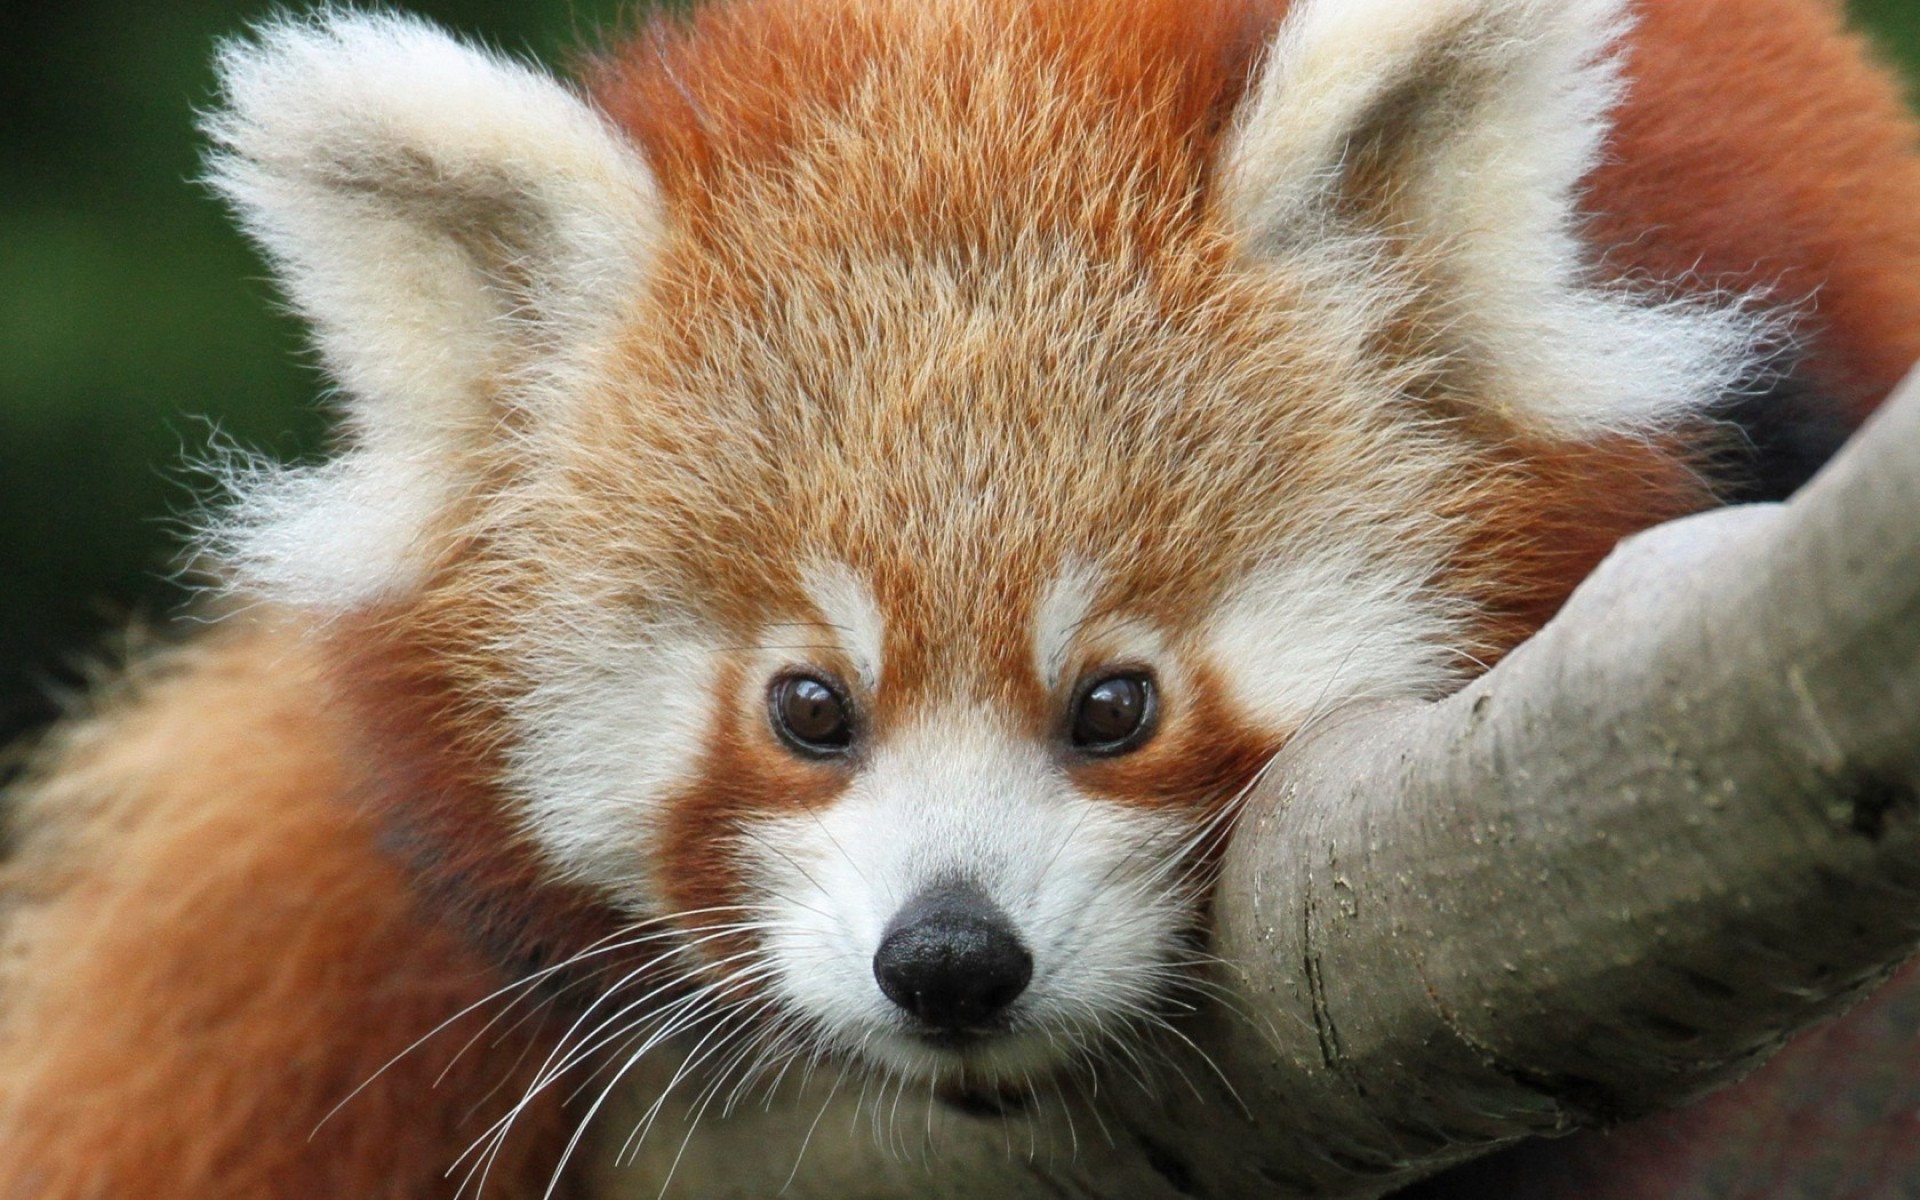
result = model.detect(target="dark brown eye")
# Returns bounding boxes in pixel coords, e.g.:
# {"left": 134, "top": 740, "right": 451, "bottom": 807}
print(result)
{"left": 1070, "top": 672, "right": 1157, "bottom": 755}
{"left": 770, "top": 674, "right": 854, "bottom": 756}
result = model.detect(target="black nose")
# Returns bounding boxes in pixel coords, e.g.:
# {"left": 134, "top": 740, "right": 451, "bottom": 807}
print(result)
{"left": 873, "top": 885, "right": 1033, "bottom": 1034}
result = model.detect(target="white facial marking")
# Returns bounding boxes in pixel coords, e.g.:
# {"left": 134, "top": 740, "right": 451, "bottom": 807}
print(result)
{"left": 802, "top": 561, "right": 886, "bottom": 691}
{"left": 1077, "top": 618, "right": 1171, "bottom": 678}
{"left": 1032, "top": 561, "right": 1105, "bottom": 690}
{"left": 505, "top": 609, "right": 721, "bottom": 909}
{"left": 742, "top": 715, "right": 1196, "bottom": 1082}
{"left": 1205, "top": 538, "right": 1470, "bottom": 731}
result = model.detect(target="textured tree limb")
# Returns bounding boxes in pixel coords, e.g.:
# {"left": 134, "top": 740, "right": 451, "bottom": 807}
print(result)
{"left": 1402, "top": 955, "right": 1920, "bottom": 1198}
{"left": 1043, "top": 363, "right": 1920, "bottom": 1199}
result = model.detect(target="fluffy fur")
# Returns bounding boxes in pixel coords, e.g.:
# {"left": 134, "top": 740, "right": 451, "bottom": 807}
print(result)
{"left": 5, "top": 0, "right": 1920, "bottom": 1195}
{"left": 200, "top": 13, "right": 661, "bottom": 607}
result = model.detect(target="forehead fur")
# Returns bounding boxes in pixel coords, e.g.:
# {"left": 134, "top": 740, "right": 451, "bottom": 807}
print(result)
{"left": 529, "top": 0, "right": 1496, "bottom": 694}
{"left": 594, "top": 0, "right": 1289, "bottom": 236}
{"left": 554, "top": 245, "right": 1477, "bottom": 695}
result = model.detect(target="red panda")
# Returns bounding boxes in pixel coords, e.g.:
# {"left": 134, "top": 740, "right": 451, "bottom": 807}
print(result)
{"left": 3, "top": 0, "right": 1918, "bottom": 1196}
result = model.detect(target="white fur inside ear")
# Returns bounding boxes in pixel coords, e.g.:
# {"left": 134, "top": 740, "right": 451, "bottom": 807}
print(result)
{"left": 197, "top": 443, "right": 459, "bottom": 611}
{"left": 1224, "top": 0, "right": 1627, "bottom": 248}
{"left": 1222, "top": 0, "right": 1769, "bottom": 437}
{"left": 201, "top": 11, "right": 660, "bottom": 607}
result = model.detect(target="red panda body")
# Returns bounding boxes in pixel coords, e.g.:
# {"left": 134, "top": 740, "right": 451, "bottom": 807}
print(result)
{"left": 3, "top": 0, "right": 1918, "bottom": 1196}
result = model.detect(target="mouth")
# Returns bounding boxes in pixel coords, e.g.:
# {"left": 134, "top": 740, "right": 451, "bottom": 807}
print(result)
{"left": 865, "top": 1016, "right": 1069, "bottom": 1097}
{"left": 907, "top": 1022, "right": 1014, "bottom": 1054}
{"left": 934, "top": 1075, "right": 1034, "bottom": 1117}
{"left": 912, "top": 1029, "right": 1042, "bottom": 1116}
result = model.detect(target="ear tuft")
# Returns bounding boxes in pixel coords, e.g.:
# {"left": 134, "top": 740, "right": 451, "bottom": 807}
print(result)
{"left": 201, "top": 12, "right": 660, "bottom": 608}
{"left": 1221, "top": 0, "right": 1770, "bottom": 436}
{"left": 1223, "top": 0, "right": 1630, "bottom": 251}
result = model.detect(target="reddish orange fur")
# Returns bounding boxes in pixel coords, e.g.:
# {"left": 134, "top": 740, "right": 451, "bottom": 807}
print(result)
{"left": 655, "top": 659, "right": 854, "bottom": 940}
{"left": 601, "top": 0, "right": 1920, "bottom": 419}
{"left": 1067, "top": 665, "right": 1285, "bottom": 811}
{"left": 595, "top": 0, "right": 1285, "bottom": 256}
{"left": 5, "top": 1, "right": 1920, "bottom": 1196}
{"left": 0, "top": 624, "right": 573, "bottom": 1198}
{"left": 1591, "top": 0, "right": 1920, "bottom": 415}
{"left": 321, "top": 606, "right": 632, "bottom": 976}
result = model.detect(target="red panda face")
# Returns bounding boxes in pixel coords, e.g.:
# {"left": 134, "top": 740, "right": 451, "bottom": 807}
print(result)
{"left": 207, "top": 0, "right": 1761, "bottom": 1121}
{"left": 474, "top": 225, "right": 1506, "bottom": 1090}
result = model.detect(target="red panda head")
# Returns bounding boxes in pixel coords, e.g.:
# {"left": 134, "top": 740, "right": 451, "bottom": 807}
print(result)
{"left": 202, "top": 0, "right": 1760, "bottom": 1104}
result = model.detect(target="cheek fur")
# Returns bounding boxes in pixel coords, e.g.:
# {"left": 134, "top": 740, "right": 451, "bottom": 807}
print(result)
{"left": 1071, "top": 662, "right": 1281, "bottom": 817}
{"left": 1454, "top": 432, "right": 1714, "bottom": 658}
{"left": 501, "top": 609, "right": 725, "bottom": 907}
{"left": 655, "top": 661, "right": 857, "bottom": 952}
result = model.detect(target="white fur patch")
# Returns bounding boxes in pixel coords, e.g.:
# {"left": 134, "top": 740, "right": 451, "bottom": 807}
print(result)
{"left": 1222, "top": 0, "right": 1767, "bottom": 436}
{"left": 742, "top": 716, "right": 1197, "bottom": 1082}
{"left": 1203, "top": 539, "right": 1473, "bottom": 732}
{"left": 202, "top": 12, "right": 660, "bottom": 607}
{"left": 504, "top": 611, "right": 721, "bottom": 908}
{"left": 1225, "top": 0, "right": 1626, "bottom": 241}
{"left": 802, "top": 561, "right": 886, "bottom": 691}
{"left": 198, "top": 448, "right": 452, "bottom": 613}
{"left": 1032, "top": 561, "right": 1105, "bottom": 689}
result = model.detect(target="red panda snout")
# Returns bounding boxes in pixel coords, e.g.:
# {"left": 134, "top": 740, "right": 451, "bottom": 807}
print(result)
{"left": 872, "top": 883, "right": 1035, "bottom": 1038}
{"left": 738, "top": 714, "right": 1211, "bottom": 1087}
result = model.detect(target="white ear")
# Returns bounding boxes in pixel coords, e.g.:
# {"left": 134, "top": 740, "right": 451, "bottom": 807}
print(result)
{"left": 1221, "top": 0, "right": 1763, "bottom": 435}
{"left": 202, "top": 12, "right": 660, "bottom": 608}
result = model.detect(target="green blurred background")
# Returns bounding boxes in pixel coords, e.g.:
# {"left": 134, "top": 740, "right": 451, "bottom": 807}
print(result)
{"left": 1, "top": 1, "right": 1916, "bottom": 745}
